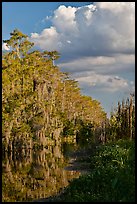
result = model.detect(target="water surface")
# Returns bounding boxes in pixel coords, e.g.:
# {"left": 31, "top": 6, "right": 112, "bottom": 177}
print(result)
{"left": 2, "top": 143, "right": 80, "bottom": 202}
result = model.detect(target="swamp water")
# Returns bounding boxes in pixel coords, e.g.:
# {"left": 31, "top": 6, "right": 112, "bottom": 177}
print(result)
{"left": 2, "top": 143, "right": 81, "bottom": 202}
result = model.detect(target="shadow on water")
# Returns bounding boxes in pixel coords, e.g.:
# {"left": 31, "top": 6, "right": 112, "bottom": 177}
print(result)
{"left": 2, "top": 142, "right": 81, "bottom": 202}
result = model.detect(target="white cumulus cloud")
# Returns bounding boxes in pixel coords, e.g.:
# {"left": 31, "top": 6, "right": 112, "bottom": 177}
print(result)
{"left": 2, "top": 43, "right": 10, "bottom": 51}
{"left": 30, "top": 26, "right": 60, "bottom": 50}
{"left": 29, "top": 2, "right": 135, "bottom": 114}
{"left": 30, "top": 2, "right": 135, "bottom": 58}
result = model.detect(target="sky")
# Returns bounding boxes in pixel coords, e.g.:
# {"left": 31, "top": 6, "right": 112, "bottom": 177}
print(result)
{"left": 2, "top": 2, "right": 135, "bottom": 117}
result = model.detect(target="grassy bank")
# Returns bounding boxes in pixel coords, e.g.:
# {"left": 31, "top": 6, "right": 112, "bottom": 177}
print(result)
{"left": 49, "top": 139, "right": 135, "bottom": 202}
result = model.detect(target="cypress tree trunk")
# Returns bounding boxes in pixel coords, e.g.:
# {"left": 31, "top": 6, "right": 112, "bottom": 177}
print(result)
{"left": 129, "top": 95, "right": 133, "bottom": 140}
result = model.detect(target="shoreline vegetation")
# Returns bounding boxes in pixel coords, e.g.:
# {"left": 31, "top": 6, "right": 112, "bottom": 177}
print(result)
{"left": 2, "top": 29, "right": 135, "bottom": 202}
{"left": 33, "top": 139, "right": 135, "bottom": 202}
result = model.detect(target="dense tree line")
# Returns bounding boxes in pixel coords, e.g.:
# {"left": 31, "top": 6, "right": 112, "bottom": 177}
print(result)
{"left": 109, "top": 94, "right": 135, "bottom": 140}
{"left": 2, "top": 29, "right": 107, "bottom": 153}
{"left": 97, "top": 94, "right": 135, "bottom": 143}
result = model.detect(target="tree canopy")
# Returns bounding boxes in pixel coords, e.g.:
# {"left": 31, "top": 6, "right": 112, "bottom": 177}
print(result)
{"left": 2, "top": 29, "right": 107, "bottom": 151}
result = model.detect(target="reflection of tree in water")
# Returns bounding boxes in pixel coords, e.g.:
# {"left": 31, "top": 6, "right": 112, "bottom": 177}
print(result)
{"left": 2, "top": 144, "right": 80, "bottom": 202}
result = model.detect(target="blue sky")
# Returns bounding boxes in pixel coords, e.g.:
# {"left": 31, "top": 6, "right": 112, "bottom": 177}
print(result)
{"left": 2, "top": 2, "right": 135, "bottom": 117}
{"left": 2, "top": 2, "right": 91, "bottom": 39}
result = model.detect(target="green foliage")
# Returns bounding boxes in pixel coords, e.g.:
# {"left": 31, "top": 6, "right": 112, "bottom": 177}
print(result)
{"left": 63, "top": 120, "right": 75, "bottom": 136}
{"left": 78, "top": 122, "right": 93, "bottom": 140}
{"left": 58, "top": 139, "right": 135, "bottom": 202}
{"left": 108, "top": 96, "right": 135, "bottom": 141}
{"left": 3, "top": 29, "right": 34, "bottom": 58}
{"left": 2, "top": 29, "right": 135, "bottom": 203}
{"left": 2, "top": 29, "right": 107, "bottom": 151}
{"left": 33, "top": 143, "right": 43, "bottom": 150}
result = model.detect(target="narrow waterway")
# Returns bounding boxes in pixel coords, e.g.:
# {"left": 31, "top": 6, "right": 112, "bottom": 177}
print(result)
{"left": 2, "top": 142, "right": 85, "bottom": 202}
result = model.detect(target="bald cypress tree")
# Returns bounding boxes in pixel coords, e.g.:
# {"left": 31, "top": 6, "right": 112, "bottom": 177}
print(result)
{"left": 109, "top": 94, "right": 135, "bottom": 141}
{"left": 129, "top": 94, "right": 133, "bottom": 140}
{"left": 2, "top": 29, "right": 107, "bottom": 152}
